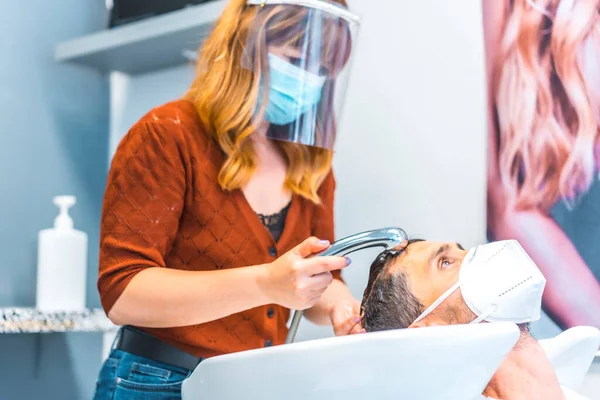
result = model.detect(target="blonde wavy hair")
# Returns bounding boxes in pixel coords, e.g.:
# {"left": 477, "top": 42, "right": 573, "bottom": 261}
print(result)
{"left": 494, "top": 0, "right": 600, "bottom": 211}
{"left": 185, "top": 0, "right": 351, "bottom": 203}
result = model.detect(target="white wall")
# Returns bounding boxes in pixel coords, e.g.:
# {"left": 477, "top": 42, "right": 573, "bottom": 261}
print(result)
{"left": 107, "top": 1, "right": 598, "bottom": 397}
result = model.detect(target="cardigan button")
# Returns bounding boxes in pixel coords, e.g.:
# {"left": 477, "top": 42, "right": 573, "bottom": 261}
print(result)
{"left": 266, "top": 308, "right": 275, "bottom": 318}
{"left": 269, "top": 247, "right": 277, "bottom": 257}
{"left": 265, "top": 340, "right": 273, "bottom": 347}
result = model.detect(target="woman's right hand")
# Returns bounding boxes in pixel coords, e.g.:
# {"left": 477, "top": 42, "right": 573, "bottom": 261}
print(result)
{"left": 259, "top": 237, "right": 350, "bottom": 310}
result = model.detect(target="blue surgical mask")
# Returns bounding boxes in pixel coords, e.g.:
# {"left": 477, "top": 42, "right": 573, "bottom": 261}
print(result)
{"left": 258, "top": 53, "right": 326, "bottom": 126}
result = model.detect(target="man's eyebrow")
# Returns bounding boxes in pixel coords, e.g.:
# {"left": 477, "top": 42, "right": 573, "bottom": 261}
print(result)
{"left": 456, "top": 243, "right": 464, "bottom": 250}
{"left": 429, "top": 244, "right": 451, "bottom": 263}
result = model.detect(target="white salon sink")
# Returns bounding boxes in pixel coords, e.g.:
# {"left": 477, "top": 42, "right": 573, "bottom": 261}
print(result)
{"left": 182, "top": 322, "right": 520, "bottom": 400}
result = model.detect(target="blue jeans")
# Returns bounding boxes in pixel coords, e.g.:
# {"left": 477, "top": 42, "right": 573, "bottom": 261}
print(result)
{"left": 93, "top": 349, "right": 192, "bottom": 400}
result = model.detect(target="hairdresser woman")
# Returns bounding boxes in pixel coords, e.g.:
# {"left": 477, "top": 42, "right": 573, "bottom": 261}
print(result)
{"left": 93, "top": 0, "right": 360, "bottom": 398}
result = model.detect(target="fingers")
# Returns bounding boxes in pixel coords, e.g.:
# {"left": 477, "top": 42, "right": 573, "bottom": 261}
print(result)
{"left": 302, "top": 256, "right": 349, "bottom": 275}
{"left": 304, "top": 272, "right": 333, "bottom": 291}
{"left": 305, "top": 287, "right": 328, "bottom": 306}
{"left": 334, "top": 316, "right": 364, "bottom": 336}
{"left": 292, "top": 278, "right": 330, "bottom": 308}
{"left": 293, "top": 237, "right": 330, "bottom": 258}
{"left": 350, "top": 320, "right": 366, "bottom": 335}
{"left": 290, "top": 267, "right": 336, "bottom": 308}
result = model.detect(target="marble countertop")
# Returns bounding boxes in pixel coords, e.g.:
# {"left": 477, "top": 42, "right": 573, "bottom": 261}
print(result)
{"left": 0, "top": 308, "right": 118, "bottom": 334}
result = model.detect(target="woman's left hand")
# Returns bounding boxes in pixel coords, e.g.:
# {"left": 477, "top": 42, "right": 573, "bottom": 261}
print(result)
{"left": 330, "top": 299, "right": 365, "bottom": 336}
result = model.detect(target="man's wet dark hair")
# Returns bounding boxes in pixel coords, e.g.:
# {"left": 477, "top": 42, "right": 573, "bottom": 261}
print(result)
{"left": 361, "top": 239, "right": 425, "bottom": 332}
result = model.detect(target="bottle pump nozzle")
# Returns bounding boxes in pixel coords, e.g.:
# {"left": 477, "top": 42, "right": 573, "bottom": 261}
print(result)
{"left": 53, "top": 196, "right": 76, "bottom": 230}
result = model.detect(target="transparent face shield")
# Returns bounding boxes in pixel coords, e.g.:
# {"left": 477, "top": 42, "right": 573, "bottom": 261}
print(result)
{"left": 242, "top": 0, "right": 360, "bottom": 150}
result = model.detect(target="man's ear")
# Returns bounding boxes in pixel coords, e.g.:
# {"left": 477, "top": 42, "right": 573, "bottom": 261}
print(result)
{"left": 408, "top": 315, "right": 449, "bottom": 329}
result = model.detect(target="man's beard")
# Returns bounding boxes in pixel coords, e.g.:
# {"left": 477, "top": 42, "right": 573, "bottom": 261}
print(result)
{"left": 437, "top": 292, "right": 477, "bottom": 325}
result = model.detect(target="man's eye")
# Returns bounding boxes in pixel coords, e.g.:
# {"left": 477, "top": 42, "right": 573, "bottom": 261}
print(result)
{"left": 440, "top": 258, "right": 452, "bottom": 269}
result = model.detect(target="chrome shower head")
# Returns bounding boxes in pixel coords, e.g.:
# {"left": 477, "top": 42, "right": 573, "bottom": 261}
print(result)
{"left": 317, "top": 227, "right": 407, "bottom": 257}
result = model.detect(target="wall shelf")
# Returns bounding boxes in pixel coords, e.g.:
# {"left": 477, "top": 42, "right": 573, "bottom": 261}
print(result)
{"left": 54, "top": 0, "right": 227, "bottom": 75}
{"left": 0, "top": 308, "right": 116, "bottom": 334}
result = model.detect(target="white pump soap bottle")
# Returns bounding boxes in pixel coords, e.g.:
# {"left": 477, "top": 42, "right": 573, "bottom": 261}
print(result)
{"left": 36, "top": 195, "right": 88, "bottom": 312}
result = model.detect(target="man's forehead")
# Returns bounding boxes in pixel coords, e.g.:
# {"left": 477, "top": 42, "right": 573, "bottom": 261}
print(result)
{"left": 388, "top": 241, "right": 459, "bottom": 272}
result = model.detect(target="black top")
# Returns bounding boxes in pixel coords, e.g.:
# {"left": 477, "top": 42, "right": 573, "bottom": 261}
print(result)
{"left": 257, "top": 202, "right": 292, "bottom": 243}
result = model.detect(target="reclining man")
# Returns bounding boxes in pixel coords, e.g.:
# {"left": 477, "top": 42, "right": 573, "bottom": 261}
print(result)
{"left": 360, "top": 239, "right": 587, "bottom": 400}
